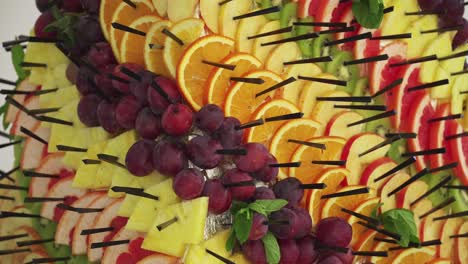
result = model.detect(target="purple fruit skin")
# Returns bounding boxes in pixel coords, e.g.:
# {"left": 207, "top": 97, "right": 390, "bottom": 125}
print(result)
{"left": 148, "top": 76, "right": 182, "bottom": 114}
{"left": 186, "top": 136, "right": 223, "bottom": 169}
{"left": 253, "top": 187, "right": 276, "bottom": 200}
{"left": 173, "top": 169, "right": 205, "bottom": 200}
{"left": 316, "top": 217, "right": 353, "bottom": 248}
{"left": 215, "top": 117, "right": 244, "bottom": 148}
{"left": 234, "top": 143, "right": 269, "bottom": 173}
{"left": 222, "top": 169, "right": 256, "bottom": 201}
{"left": 195, "top": 104, "right": 225, "bottom": 133}
{"left": 252, "top": 154, "right": 278, "bottom": 182}
{"left": 97, "top": 101, "right": 124, "bottom": 134}
{"left": 152, "top": 141, "right": 188, "bottom": 177}
{"left": 297, "top": 236, "right": 318, "bottom": 264}
{"left": 278, "top": 239, "right": 300, "bottom": 264}
{"left": 77, "top": 94, "right": 102, "bottom": 127}
{"left": 115, "top": 96, "right": 143, "bottom": 129}
{"left": 242, "top": 240, "right": 268, "bottom": 264}
{"left": 125, "top": 140, "right": 156, "bottom": 176}
{"left": 202, "top": 179, "right": 232, "bottom": 214}
{"left": 248, "top": 213, "right": 268, "bottom": 240}
{"left": 135, "top": 108, "right": 161, "bottom": 140}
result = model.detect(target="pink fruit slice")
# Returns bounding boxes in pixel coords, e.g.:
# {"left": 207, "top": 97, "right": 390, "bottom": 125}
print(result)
{"left": 10, "top": 96, "right": 40, "bottom": 136}
{"left": 4, "top": 80, "right": 38, "bottom": 124}
{"left": 444, "top": 120, "right": 468, "bottom": 185}
{"left": 428, "top": 104, "right": 450, "bottom": 169}
{"left": 101, "top": 228, "right": 142, "bottom": 264}
{"left": 20, "top": 125, "right": 50, "bottom": 170}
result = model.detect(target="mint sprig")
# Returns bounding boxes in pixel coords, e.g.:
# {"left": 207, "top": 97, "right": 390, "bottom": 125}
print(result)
{"left": 44, "top": 13, "right": 80, "bottom": 48}
{"left": 226, "top": 199, "right": 287, "bottom": 264}
{"left": 352, "top": 0, "right": 385, "bottom": 29}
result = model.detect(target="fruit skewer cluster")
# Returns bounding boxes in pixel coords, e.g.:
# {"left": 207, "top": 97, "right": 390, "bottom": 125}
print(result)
{"left": 0, "top": 0, "right": 467, "bottom": 264}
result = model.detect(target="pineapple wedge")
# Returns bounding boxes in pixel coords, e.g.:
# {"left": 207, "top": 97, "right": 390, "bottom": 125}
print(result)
{"left": 451, "top": 74, "right": 468, "bottom": 116}
{"left": 185, "top": 230, "right": 233, "bottom": 264}
{"left": 126, "top": 178, "right": 180, "bottom": 231}
{"left": 419, "top": 32, "right": 452, "bottom": 83}
{"left": 73, "top": 141, "right": 107, "bottom": 188}
{"left": 403, "top": 15, "right": 438, "bottom": 58}
{"left": 109, "top": 167, "right": 167, "bottom": 198}
{"left": 381, "top": 0, "right": 419, "bottom": 36}
{"left": 142, "top": 197, "right": 209, "bottom": 257}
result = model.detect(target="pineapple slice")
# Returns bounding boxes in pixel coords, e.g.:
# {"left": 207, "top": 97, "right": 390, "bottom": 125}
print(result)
{"left": 40, "top": 84, "right": 80, "bottom": 109}
{"left": 381, "top": 0, "right": 420, "bottom": 36}
{"left": 185, "top": 230, "right": 232, "bottom": 264}
{"left": 420, "top": 32, "right": 452, "bottom": 83}
{"left": 94, "top": 130, "right": 137, "bottom": 188}
{"left": 440, "top": 43, "right": 468, "bottom": 74}
{"left": 451, "top": 74, "right": 468, "bottom": 116}
{"left": 142, "top": 197, "right": 209, "bottom": 257}
{"left": 108, "top": 168, "right": 166, "bottom": 198}
{"left": 73, "top": 141, "right": 107, "bottom": 188}
{"left": 403, "top": 15, "right": 438, "bottom": 58}
{"left": 430, "top": 67, "right": 452, "bottom": 99}
{"left": 23, "top": 41, "right": 69, "bottom": 67}
{"left": 62, "top": 127, "right": 109, "bottom": 169}
{"left": 126, "top": 178, "right": 180, "bottom": 231}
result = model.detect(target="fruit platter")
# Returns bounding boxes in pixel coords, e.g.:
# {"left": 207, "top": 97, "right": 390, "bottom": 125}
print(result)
{"left": 0, "top": 0, "right": 467, "bottom": 263}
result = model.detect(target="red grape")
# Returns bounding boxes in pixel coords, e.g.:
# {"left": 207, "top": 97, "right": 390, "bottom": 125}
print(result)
{"left": 94, "top": 64, "right": 120, "bottom": 98}
{"left": 418, "top": 0, "right": 443, "bottom": 10}
{"left": 253, "top": 187, "right": 276, "bottom": 200}
{"left": 78, "top": 94, "right": 102, "bottom": 127}
{"left": 86, "top": 42, "right": 116, "bottom": 68}
{"left": 111, "top": 64, "right": 144, "bottom": 94}
{"left": 248, "top": 213, "right": 268, "bottom": 240}
{"left": 215, "top": 117, "right": 244, "bottom": 148}
{"left": 81, "top": 0, "right": 101, "bottom": 13}
{"left": 273, "top": 178, "right": 304, "bottom": 206}
{"left": 453, "top": 19, "right": 468, "bottom": 49}
{"left": 297, "top": 236, "right": 318, "bottom": 264}
{"left": 135, "top": 108, "right": 161, "bottom": 140}
{"left": 161, "top": 104, "right": 193, "bottom": 136}
{"left": 195, "top": 104, "right": 225, "bottom": 133}
{"left": 34, "top": 12, "right": 57, "bottom": 39}
{"left": 317, "top": 255, "right": 343, "bottom": 264}
{"left": 76, "top": 69, "right": 97, "bottom": 95}
{"left": 36, "top": 0, "right": 50, "bottom": 12}
{"left": 316, "top": 217, "right": 352, "bottom": 248}
{"left": 173, "top": 169, "right": 205, "bottom": 200}
{"left": 97, "top": 101, "right": 124, "bottom": 134}
{"left": 125, "top": 140, "right": 156, "bottom": 176}
{"left": 130, "top": 71, "right": 155, "bottom": 105}
{"left": 186, "top": 136, "right": 223, "bottom": 169}
{"left": 318, "top": 250, "right": 353, "bottom": 264}
{"left": 152, "top": 141, "right": 187, "bottom": 177}
{"left": 234, "top": 143, "right": 269, "bottom": 173}
{"left": 222, "top": 169, "right": 256, "bottom": 201}
{"left": 269, "top": 207, "right": 301, "bottom": 239}
{"left": 252, "top": 154, "right": 278, "bottom": 182}
{"left": 115, "top": 95, "right": 143, "bottom": 129}
{"left": 289, "top": 206, "right": 312, "bottom": 238}
{"left": 278, "top": 239, "right": 299, "bottom": 264}
{"left": 242, "top": 240, "right": 267, "bottom": 264}
{"left": 66, "top": 63, "right": 79, "bottom": 84}
{"left": 202, "top": 179, "right": 232, "bottom": 214}
{"left": 147, "top": 76, "right": 181, "bottom": 114}
{"left": 61, "top": 0, "right": 84, "bottom": 12}
{"left": 74, "top": 15, "right": 104, "bottom": 45}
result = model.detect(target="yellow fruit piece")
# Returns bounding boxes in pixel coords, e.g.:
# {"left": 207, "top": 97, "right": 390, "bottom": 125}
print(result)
{"left": 347, "top": 197, "right": 381, "bottom": 247}
{"left": 185, "top": 230, "right": 232, "bottom": 264}
{"left": 420, "top": 32, "right": 452, "bottom": 83}
{"left": 205, "top": 53, "right": 262, "bottom": 107}
{"left": 120, "top": 15, "right": 160, "bottom": 65}
{"left": 451, "top": 74, "right": 468, "bottom": 115}
{"left": 152, "top": 0, "right": 168, "bottom": 17}
{"left": 235, "top": 9, "right": 268, "bottom": 53}
{"left": 290, "top": 136, "right": 346, "bottom": 184}
{"left": 99, "top": 0, "right": 122, "bottom": 40}
{"left": 73, "top": 141, "right": 107, "bottom": 188}
{"left": 392, "top": 247, "right": 435, "bottom": 264}
{"left": 307, "top": 168, "right": 349, "bottom": 225}
{"left": 224, "top": 70, "right": 283, "bottom": 124}
{"left": 167, "top": 0, "right": 198, "bottom": 22}
{"left": 265, "top": 42, "right": 301, "bottom": 75}
{"left": 40, "top": 84, "right": 80, "bottom": 109}
{"left": 280, "top": 63, "right": 323, "bottom": 106}
{"left": 371, "top": 241, "right": 402, "bottom": 264}
{"left": 218, "top": 0, "right": 252, "bottom": 38}
{"left": 109, "top": 0, "right": 155, "bottom": 62}
{"left": 200, "top": 0, "right": 221, "bottom": 33}
{"left": 163, "top": 18, "right": 205, "bottom": 78}
{"left": 381, "top": 0, "right": 420, "bottom": 36}
{"left": 24, "top": 41, "right": 69, "bottom": 68}
{"left": 311, "top": 90, "right": 350, "bottom": 126}
{"left": 177, "top": 35, "right": 234, "bottom": 111}
{"left": 109, "top": 167, "right": 167, "bottom": 199}
{"left": 270, "top": 119, "right": 321, "bottom": 178}
{"left": 353, "top": 230, "right": 380, "bottom": 262}
{"left": 326, "top": 111, "right": 364, "bottom": 139}
{"left": 246, "top": 99, "right": 299, "bottom": 146}
{"left": 144, "top": 20, "right": 173, "bottom": 77}
{"left": 431, "top": 66, "right": 451, "bottom": 99}
{"left": 298, "top": 73, "right": 338, "bottom": 117}
{"left": 440, "top": 43, "right": 468, "bottom": 73}
{"left": 380, "top": 172, "right": 411, "bottom": 212}
{"left": 126, "top": 178, "right": 181, "bottom": 231}
{"left": 142, "top": 197, "right": 209, "bottom": 257}
{"left": 321, "top": 185, "right": 375, "bottom": 220}
{"left": 253, "top": 21, "right": 282, "bottom": 63}
{"left": 403, "top": 15, "right": 438, "bottom": 58}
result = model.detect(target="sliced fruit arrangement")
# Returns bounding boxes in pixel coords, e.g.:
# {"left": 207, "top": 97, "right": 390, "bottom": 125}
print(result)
{"left": 0, "top": 0, "right": 467, "bottom": 263}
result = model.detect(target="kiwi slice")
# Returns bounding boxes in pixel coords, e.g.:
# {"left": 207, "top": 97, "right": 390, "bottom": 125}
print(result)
{"left": 279, "top": 2, "right": 297, "bottom": 38}
{"left": 449, "top": 179, "right": 468, "bottom": 214}
{"left": 295, "top": 17, "right": 314, "bottom": 57}
{"left": 325, "top": 51, "right": 359, "bottom": 94}
{"left": 388, "top": 139, "right": 407, "bottom": 164}
{"left": 261, "top": 0, "right": 281, "bottom": 20}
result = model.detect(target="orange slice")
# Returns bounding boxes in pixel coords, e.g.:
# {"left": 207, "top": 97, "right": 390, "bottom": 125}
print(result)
{"left": 353, "top": 230, "right": 379, "bottom": 262}
{"left": 321, "top": 185, "right": 375, "bottom": 220}
{"left": 99, "top": 0, "right": 122, "bottom": 40}
{"left": 289, "top": 136, "right": 346, "bottom": 184}
{"left": 392, "top": 247, "right": 435, "bottom": 263}
{"left": 371, "top": 242, "right": 402, "bottom": 264}
{"left": 456, "top": 221, "right": 468, "bottom": 264}
{"left": 109, "top": 0, "right": 155, "bottom": 62}
{"left": 224, "top": 70, "right": 283, "bottom": 124}
{"left": 348, "top": 197, "right": 381, "bottom": 247}
{"left": 163, "top": 18, "right": 205, "bottom": 79}
{"left": 425, "top": 259, "right": 451, "bottom": 264}
{"left": 269, "top": 119, "right": 321, "bottom": 178}
{"left": 205, "top": 53, "right": 262, "bottom": 107}
{"left": 144, "top": 20, "right": 172, "bottom": 77}
{"left": 177, "top": 35, "right": 234, "bottom": 111}
{"left": 439, "top": 218, "right": 464, "bottom": 260}
{"left": 245, "top": 99, "right": 299, "bottom": 146}
{"left": 306, "top": 168, "right": 349, "bottom": 225}
{"left": 120, "top": 15, "right": 160, "bottom": 65}
{"left": 265, "top": 42, "right": 301, "bottom": 75}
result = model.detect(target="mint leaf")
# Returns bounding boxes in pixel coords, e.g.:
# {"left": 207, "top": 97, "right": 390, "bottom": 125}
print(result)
{"left": 234, "top": 211, "right": 253, "bottom": 244}
{"left": 352, "top": 0, "right": 384, "bottom": 29}
{"left": 44, "top": 14, "right": 79, "bottom": 47}
{"left": 11, "top": 45, "right": 27, "bottom": 81}
{"left": 225, "top": 229, "right": 236, "bottom": 252}
{"left": 262, "top": 232, "right": 280, "bottom": 264}
{"left": 381, "top": 209, "right": 420, "bottom": 247}
{"left": 249, "top": 199, "right": 288, "bottom": 216}
{"left": 230, "top": 201, "right": 248, "bottom": 215}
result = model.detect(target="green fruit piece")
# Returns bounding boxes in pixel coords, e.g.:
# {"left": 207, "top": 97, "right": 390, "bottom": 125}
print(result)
{"left": 388, "top": 139, "right": 408, "bottom": 164}
{"left": 261, "top": 0, "right": 281, "bottom": 20}
{"left": 352, "top": 77, "right": 368, "bottom": 97}
{"left": 422, "top": 171, "right": 450, "bottom": 207}
{"left": 279, "top": 2, "right": 297, "bottom": 38}
{"left": 365, "top": 96, "right": 391, "bottom": 135}
{"left": 31, "top": 217, "right": 72, "bottom": 259}
{"left": 295, "top": 17, "right": 314, "bottom": 57}
{"left": 326, "top": 51, "right": 359, "bottom": 94}
{"left": 448, "top": 179, "right": 468, "bottom": 215}
{"left": 312, "top": 34, "right": 334, "bottom": 69}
